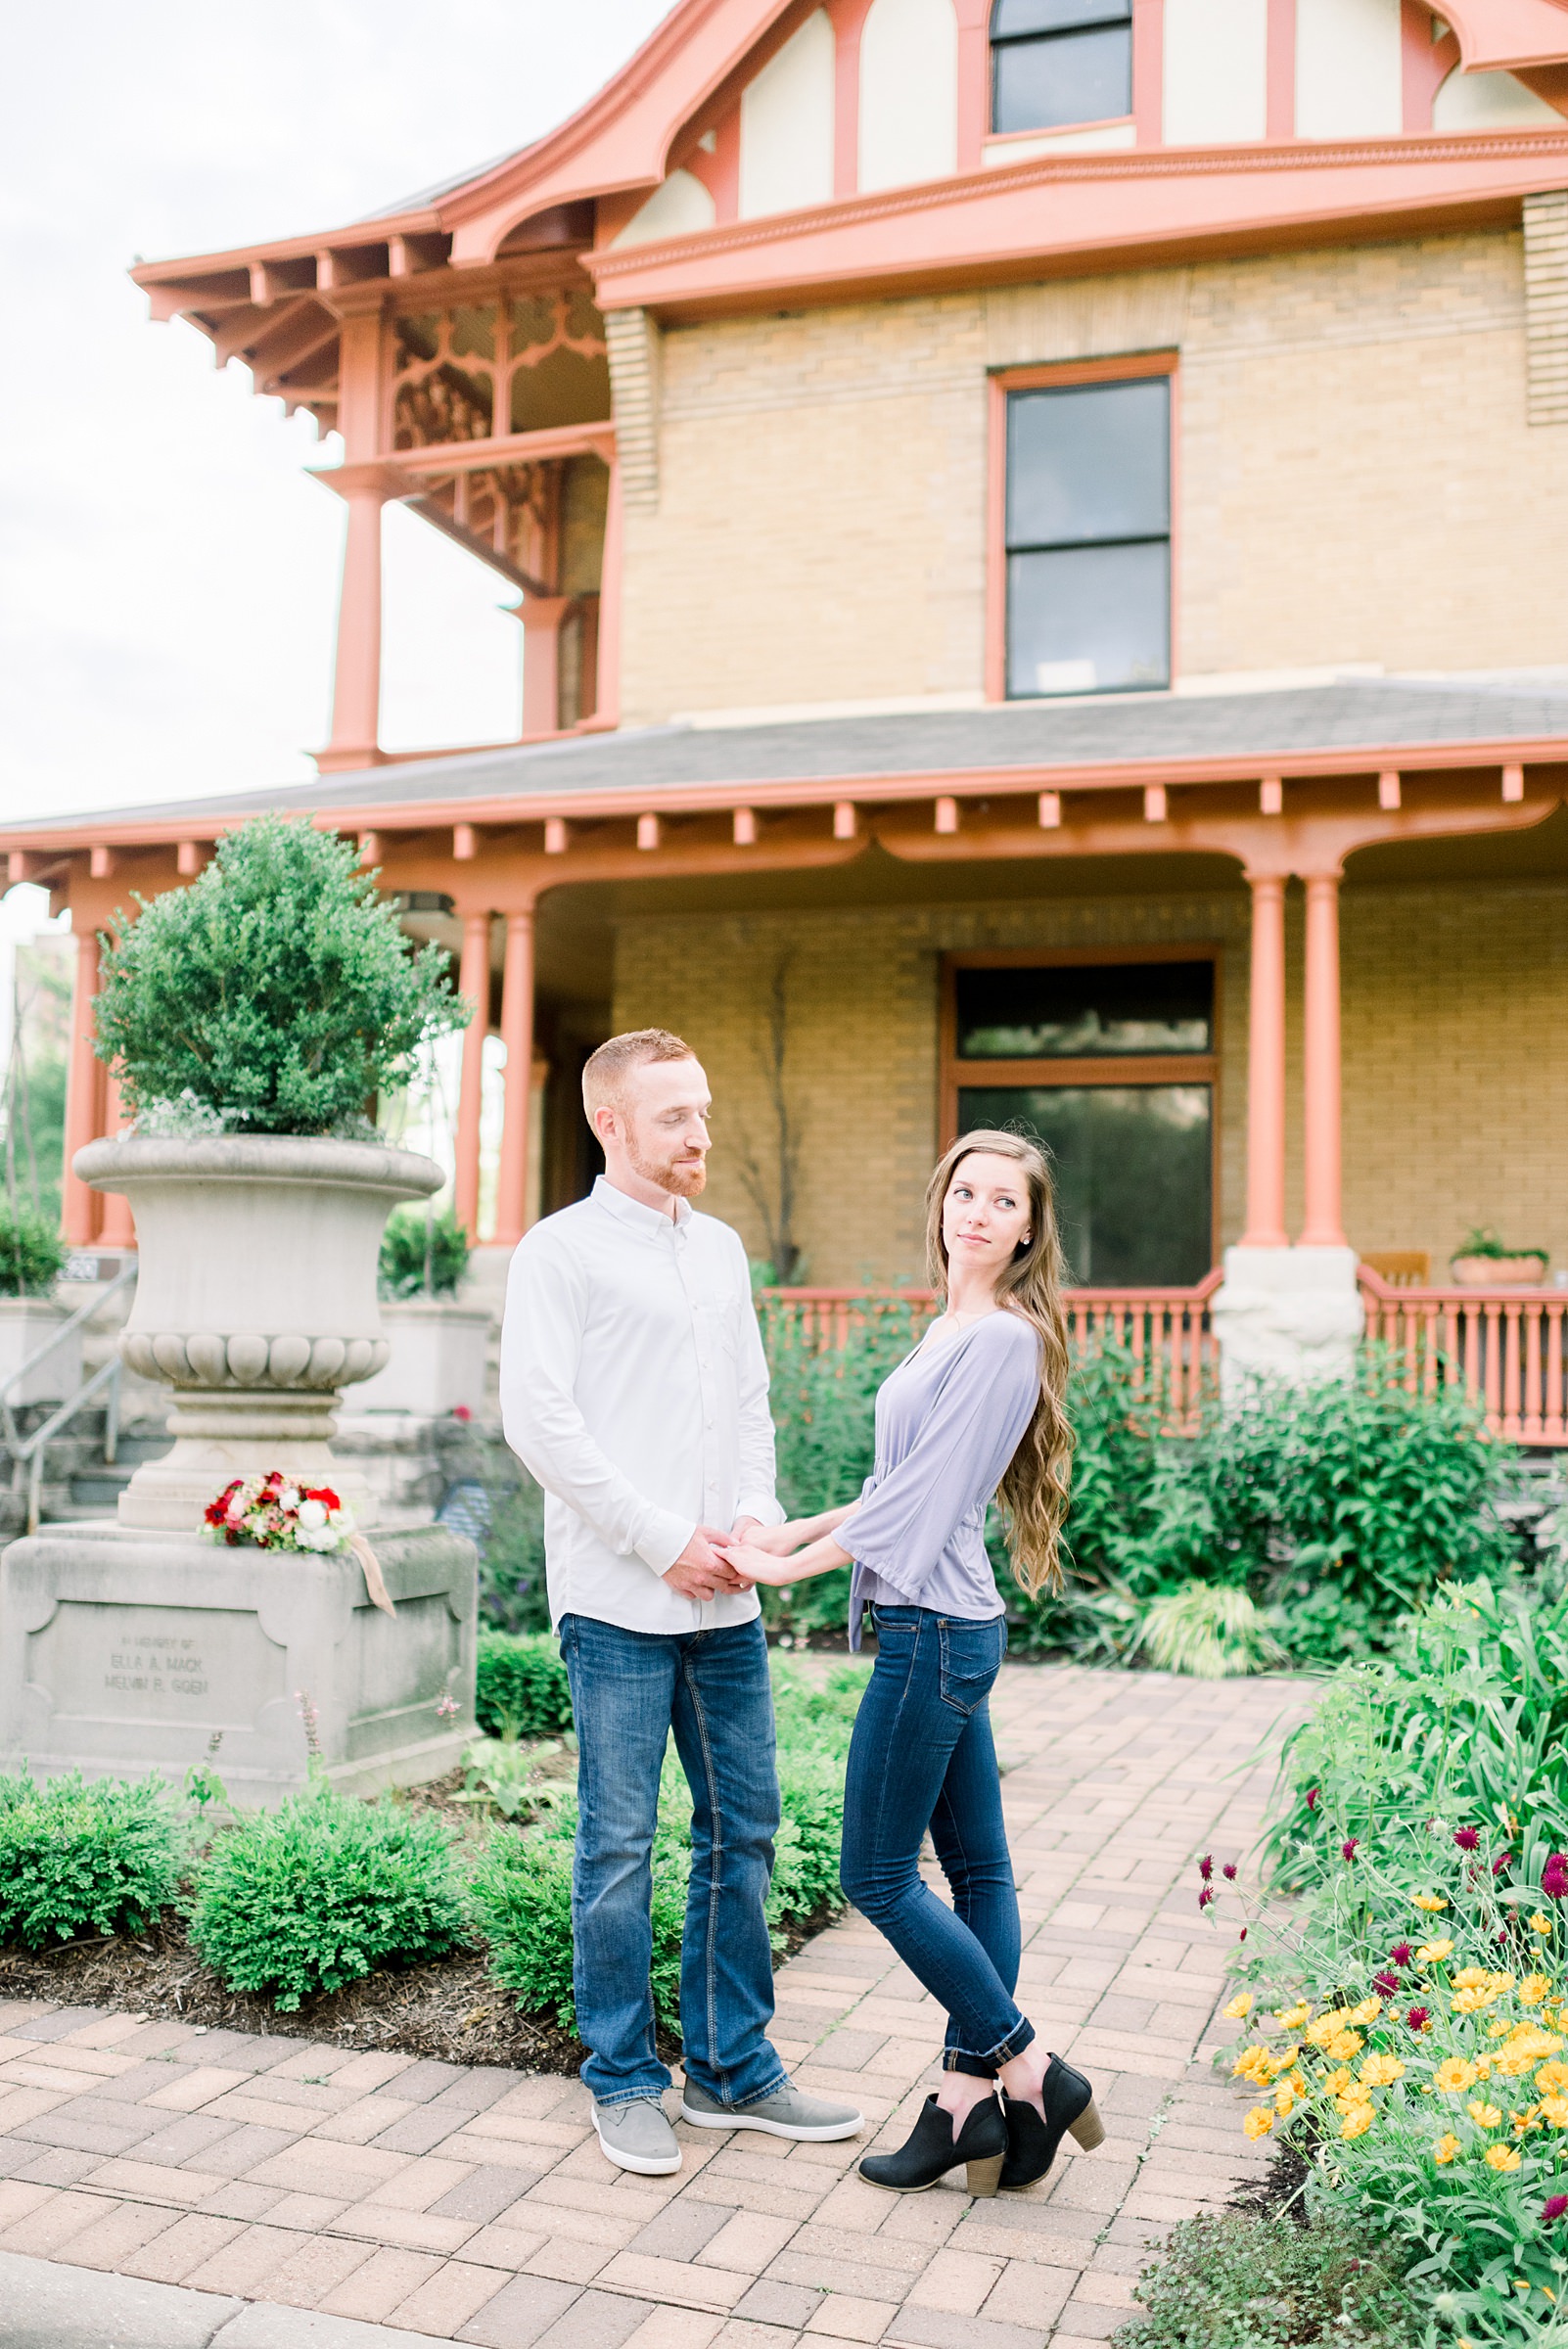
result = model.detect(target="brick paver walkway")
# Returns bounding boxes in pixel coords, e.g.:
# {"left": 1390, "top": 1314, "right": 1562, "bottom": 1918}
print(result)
{"left": 0, "top": 1666, "right": 1308, "bottom": 2348}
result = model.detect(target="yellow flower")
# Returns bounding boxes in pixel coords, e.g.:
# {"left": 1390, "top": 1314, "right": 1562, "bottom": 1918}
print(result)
{"left": 1531, "top": 1912, "right": 1553, "bottom": 1936}
{"left": 1243, "top": 2106, "right": 1274, "bottom": 2140}
{"left": 1455, "top": 1967, "right": 1494, "bottom": 1990}
{"left": 1349, "top": 1996, "right": 1383, "bottom": 2027}
{"left": 1492, "top": 1973, "right": 1517, "bottom": 1996}
{"left": 1305, "top": 2013, "right": 1346, "bottom": 2049}
{"left": 1275, "top": 2003, "right": 1311, "bottom": 2030}
{"left": 1326, "top": 2030, "right": 1364, "bottom": 2060}
{"left": 1513, "top": 2104, "right": 1542, "bottom": 2134}
{"left": 1340, "top": 2105, "right": 1374, "bottom": 2139}
{"left": 1497, "top": 2026, "right": 1563, "bottom": 2075}
{"left": 1436, "top": 2058, "right": 1478, "bottom": 2094}
{"left": 1487, "top": 2143, "right": 1522, "bottom": 2172}
{"left": 1288, "top": 2068, "right": 1309, "bottom": 2096}
{"left": 1322, "top": 2066, "right": 1357, "bottom": 2095}
{"left": 1433, "top": 2133, "right": 1461, "bottom": 2164}
{"left": 1540, "top": 2095, "right": 1568, "bottom": 2127}
{"left": 1413, "top": 1895, "right": 1449, "bottom": 1913}
{"left": 1476, "top": 2055, "right": 1495, "bottom": 2079}
{"left": 1360, "top": 2054, "right": 1406, "bottom": 2087}
{"left": 1274, "top": 2083, "right": 1297, "bottom": 2116}
{"left": 1232, "top": 2043, "right": 1273, "bottom": 2084}
{"left": 1521, "top": 1975, "right": 1553, "bottom": 2006}
{"left": 1222, "top": 1993, "right": 1253, "bottom": 2020}
{"left": 1417, "top": 1939, "right": 1456, "bottom": 1963}
{"left": 1454, "top": 1986, "right": 1503, "bottom": 2014}
{"left": 1540, "top": 2061, "right": 1568, "bottom": 2096}
{"left": 1469, "top": 2101, "right": 1504, "bottom": 2129}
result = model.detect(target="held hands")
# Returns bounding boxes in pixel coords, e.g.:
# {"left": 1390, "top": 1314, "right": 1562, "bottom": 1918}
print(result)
{"left": 663, "top": 1525, "right": 749, "bottom": 1600}
{"left": 715, "top": 1540, "right": 807, "bottom": 1589}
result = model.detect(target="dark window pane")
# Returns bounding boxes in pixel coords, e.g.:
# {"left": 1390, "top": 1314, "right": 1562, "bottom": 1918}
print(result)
{"left": 956, "top": 962, "right": 1213, "bottom": 1059}
{"left": 1007, "top": 380, "right": 1170, "bottom": 549}
{"left": 992, "top": 24, "right": 1131, "bottom": 132}
{"left": 992, "top": 0, "right": 1129, "bottom": 35}
{"left": 957, "top": 1084, "right": 1213, "bottom": 1285}
{"left": 1007, "top": 541, "right": 1169, "bottom": 695}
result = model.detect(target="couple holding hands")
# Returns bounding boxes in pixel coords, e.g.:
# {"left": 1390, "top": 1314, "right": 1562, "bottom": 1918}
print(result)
{"left": 501, "top": 1028, "right": 1102, "bottom": 2198}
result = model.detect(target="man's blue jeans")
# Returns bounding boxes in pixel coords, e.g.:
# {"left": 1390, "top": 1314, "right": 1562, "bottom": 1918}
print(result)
{"left": 840, "top": 1604, "right": 1034, "bottom": 2076}
{"left": 559, "top": 1612, "right": 787, "bottom": 2110}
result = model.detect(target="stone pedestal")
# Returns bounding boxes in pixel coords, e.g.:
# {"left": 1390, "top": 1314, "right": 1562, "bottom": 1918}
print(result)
{"left": 1210, "top": 1244, "right": 1364, "bottom": 1398}
{"left": 352, "top": 1301, "right": 492, "bottom": 1418}
{"left": 0, "top": 1520, "right": 477, "bottom": 1800}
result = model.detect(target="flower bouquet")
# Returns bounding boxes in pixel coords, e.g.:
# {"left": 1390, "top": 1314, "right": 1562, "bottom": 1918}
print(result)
{"left": 202, "top": 1471, "right": 395, "bottom": 1615}
{"left": 204, "top": 1471, "right": 353, "bottom": 1553}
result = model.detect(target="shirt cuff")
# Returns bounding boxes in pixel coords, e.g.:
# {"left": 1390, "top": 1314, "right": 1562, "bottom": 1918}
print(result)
{"left": 636, "top": 1510, "right": 697, "bottom": 1575}
{"left": 735, "top": 1491, "right": 787, "bottom": 1529}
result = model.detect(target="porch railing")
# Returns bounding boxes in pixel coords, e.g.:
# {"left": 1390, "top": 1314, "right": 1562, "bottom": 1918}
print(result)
{"left": 1357, "top": 1266, "right": 1568, "bottom": 1446}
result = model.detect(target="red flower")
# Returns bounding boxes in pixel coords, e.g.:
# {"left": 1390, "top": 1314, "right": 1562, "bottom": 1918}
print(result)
{"left": 1406, "top": 2005, "right": 1429, "bottom": 2031}
{"left": 452, "top": 1404, "right": 473, "bottom": 1421}
{"left": 1305, "top": 1788, "right": 1319, "bottom": 1811}
{"left": 1342, "top": 1839, "right": 1359, "bottom": 1862}
{"left": 1545, "top": 2195, "right": 1568, "bottom": 2225}
{"left": 1198, "top": 1886, "right": 1215, "bottom": 1909}
{"left": 1389, "top": 1943, "right": 1412, "bottom": 1967}
{"left": 303, "top": 1487, "right": 341, "bottom": 1511}
{"left": 1372, "top": 1971, "right": 1400, "bottom": 1995}
{"left": 1238, "top": 1926, "right": 1248, "bottom": 1942}
{"left": 1453, "top": 1827, "right": 1480, "bottom": 1852}
{"left": 1222, "top": 1864, "right": 1238, "bottom": 1881}
{"left": 1493, "top": 1853, "right": 1514, "bottom": 1876}
{"left": 1545, "top": 1855, "right": 1568, "bottom": 1901}
{"left": 1198, "top": 1855, "right": 1214, "bottom": 1880}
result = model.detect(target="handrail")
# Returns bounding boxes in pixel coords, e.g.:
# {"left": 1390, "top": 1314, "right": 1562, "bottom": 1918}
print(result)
{"left": 1357, "top": 1265, "right": 1568, "bottom": 1445}
{"left": 14, "top": 1354, "right": 125, "bottom": 1535}
{"left": 0, "top": 1262, "right": 138, "bottom": 1458}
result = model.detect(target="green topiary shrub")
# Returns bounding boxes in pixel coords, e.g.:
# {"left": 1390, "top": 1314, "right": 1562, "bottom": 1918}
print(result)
{"left": 93, "top": 814, "right": 469, "bottom": 1136}
{"left": 379, "top": 1205, "right": 470, "bottom": 1300}
{"left": 0, "top": 1773, "right": 187, "bottom": 1949}
{"left": 187, "top": 1788, "right": 468, "bottom": 2009}
{"left": 0, "top": 1198, "right": 66, "bottom": 1299}
{"left": 1114, "top": 2212, "right": 1422, "bottom": 2349}
{"left": 475, "top": 1631, "right": 574, "bottom": 1737}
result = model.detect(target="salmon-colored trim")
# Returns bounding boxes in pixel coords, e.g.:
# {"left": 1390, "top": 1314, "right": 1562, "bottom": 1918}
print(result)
{"left": 986, "top": 353, "right": 1178, "bottom": 706}
{"left": 1404, "top": 0, "right": 1459, "bottom": 131}
{"left": 1267, "top": 0, "right": 1296, "bottom": 140}
{"left": 830, "top": 0, "right": 876, "bottom": 198}
{"left": 1133, "top": 0, "right": 1165, "bottom": 145}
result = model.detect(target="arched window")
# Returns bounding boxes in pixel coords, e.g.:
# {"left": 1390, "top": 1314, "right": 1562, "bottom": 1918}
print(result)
{"left": 990, "top": 0, "right": 1132, "bottom": 135}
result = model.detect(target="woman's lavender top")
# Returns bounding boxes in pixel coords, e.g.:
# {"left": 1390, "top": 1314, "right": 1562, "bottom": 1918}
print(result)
{"left": 839, "top": 1310, "right": 1041, "bottom": 1650}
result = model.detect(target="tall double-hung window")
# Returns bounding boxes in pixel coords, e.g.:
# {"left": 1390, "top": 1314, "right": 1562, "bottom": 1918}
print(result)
{"left": 991, "top": 0, "right": 1132, "bottom": 133}
{"left": 1004, "top": 373, "right": 1171, "bottom": 698}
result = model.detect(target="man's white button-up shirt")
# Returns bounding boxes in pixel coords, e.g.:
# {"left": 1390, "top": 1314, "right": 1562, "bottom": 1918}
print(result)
{"left": 500, "top": 1175, "right": 785, "bottom": 1634}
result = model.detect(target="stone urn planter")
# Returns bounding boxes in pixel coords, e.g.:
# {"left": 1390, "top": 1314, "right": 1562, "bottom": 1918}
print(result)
{"left": 72, "top": 1132, "right": 440, "bottom": 1531}
{"left": 0, "top": 1297, "right": 81, "bottom": 1410}
{"left": 0, "top": 1134, "right": 480, "bottom": 1799}
{"left": 1451, "top": 1253, "right": 1547, "bottom": 1288}
{"left": 351, "top": 1298, "right": 492, "bottom": 1418}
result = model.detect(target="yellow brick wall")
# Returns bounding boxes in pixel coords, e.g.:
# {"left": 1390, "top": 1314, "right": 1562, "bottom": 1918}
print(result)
{"left": 609, "top": 875, "right": 1568, "bottom": 1286}
{"left": 617, "top": 233, "right": 1568, "bottom": 722}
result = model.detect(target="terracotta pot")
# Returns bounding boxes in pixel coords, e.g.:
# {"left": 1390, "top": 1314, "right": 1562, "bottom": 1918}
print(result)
{"left": 72, "top": 1132, "right": 441, "bottom": 1531}
{"left": 1450, "top": 1253, "right": 1547, "bottom": 1289}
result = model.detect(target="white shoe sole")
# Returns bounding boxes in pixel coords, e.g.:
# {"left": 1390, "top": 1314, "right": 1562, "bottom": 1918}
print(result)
{"left": 593, "top": 2111, "right": 681, "bottom": 2175}
{"left": 680, "top": 2099, "right": 863, "bottom": 2142}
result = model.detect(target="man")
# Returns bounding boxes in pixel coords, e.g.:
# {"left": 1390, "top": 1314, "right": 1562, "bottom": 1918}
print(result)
{"left": 501, "top": 1028, "right": 862, "bottom": 2177}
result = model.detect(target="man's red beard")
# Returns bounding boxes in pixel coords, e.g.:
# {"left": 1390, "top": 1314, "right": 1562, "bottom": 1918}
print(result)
{"left": 628, "top": 1138, "right": 708, "bottom": 1197}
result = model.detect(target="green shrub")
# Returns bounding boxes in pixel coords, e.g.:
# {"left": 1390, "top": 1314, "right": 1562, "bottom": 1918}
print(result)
{"left": 0, "top": 1772, "right": 187, "bottom": 1949}
{"left": 379, "top": 1205, "right": 470, "bottom": 1299}
{"left": 0, "top": 1198, "right": 66, "bottom": 1299}
{"left": 187, "top": 1788, "right": 468, "bottom": 2009}
{"left": 474, "top": 1478, "right": 551, "bottom": 1635}
{"left": 475, "top": 1632, "right": 574, "bottom": 1737}
{"left": 1137, "top": 1582, "right": 1286, "bottom": 1679}
{"left": 1114, "top": 2212, "right": 1422, "bottom": 2349}
{"left": 94, "top": 813, "right": 469, "bottom": 1135}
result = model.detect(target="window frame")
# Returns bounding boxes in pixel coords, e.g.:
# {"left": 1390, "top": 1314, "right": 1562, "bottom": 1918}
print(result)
{"left": 989, "top": 0, "right": 1135, "bottom": 137}
{"left": 985, "top": 352, "right": 1179, "bottom": 706}
{"left": 940, "top": 944, "right": 1222, "bottom": 1284}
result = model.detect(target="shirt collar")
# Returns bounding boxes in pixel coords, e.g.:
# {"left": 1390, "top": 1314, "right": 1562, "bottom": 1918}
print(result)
{"left": 591, "top": 1174, "right": 693, "bottom": 1236}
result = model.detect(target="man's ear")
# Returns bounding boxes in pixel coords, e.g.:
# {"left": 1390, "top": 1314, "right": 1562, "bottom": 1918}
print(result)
{"left": 592, "top": 1101, "right": 620, "bottom": 1147}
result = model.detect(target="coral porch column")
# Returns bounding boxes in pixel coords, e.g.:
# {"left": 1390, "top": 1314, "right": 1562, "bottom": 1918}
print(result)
{"left": 62, "top": 931, "right": 103, "bottom": 1247}
{"left": 320, "top": 488, "right": 386, "bottom": 771}
{"left": 453, "top": 913, "right": 492, "bottom": 1236}
{"left": 493, "top": 910, "right": 536, "bottom": 1249}
{"left": 1300, "top": 872, "right": 1348, "bottom": 1247}
{"left": 97, "top": 1066, "right": 136, "bottom": 1249}
{"left": 1239, "top": 873, "right": 1288, "bottom": 1248}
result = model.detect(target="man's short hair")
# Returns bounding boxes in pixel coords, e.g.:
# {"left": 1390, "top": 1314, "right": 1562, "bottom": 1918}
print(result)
{"left": 581, "top": 1029, "right": 696, "bottom": 1121}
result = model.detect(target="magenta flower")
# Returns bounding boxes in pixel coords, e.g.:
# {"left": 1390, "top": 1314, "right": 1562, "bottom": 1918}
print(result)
{"left": 1222, "top": 1864, "right": 1238, "bottom": 1881}
{"left": 1372, "top": 1971, "right": 1400, "bottom": 1995}
{"left": 1406, "top": 2005, "right": 1429, "bottom": 2030}
{"left": 1493, "top": 1853, "right": 1514, "bottom": 1876}
{"left": 1305, "top": 1788, "right": 1319, "bottom": 1812}
{"left": 1238, "top": 1926, "right": 1248, "bottom": 1942}
{"left": 1453, "top": 1826, "right": 1480, "bottom": 1852}
{"left": 1545, "top": 2195, "right": 1568, "bottom": 2225}
{"left": 1389, "top": 1943, "right": 1412, "bottom": 1967}
{"left": 1198, "top": 1855, "right": 1214, "bottom": 1881}
{"left": 1198, "top": 1886, "right": 1215, "bottom": 1909}
{"left": 1342, "top": 1839, "right": 1359, "bottom": 1862}
{"left": 1544, "top": 1854, "right": 1568, "bottom": 1900}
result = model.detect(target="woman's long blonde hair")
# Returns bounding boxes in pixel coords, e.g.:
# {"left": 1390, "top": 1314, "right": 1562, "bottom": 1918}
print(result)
{"left": 924, "top": 1129, "right": 1074, "bottom": 1597}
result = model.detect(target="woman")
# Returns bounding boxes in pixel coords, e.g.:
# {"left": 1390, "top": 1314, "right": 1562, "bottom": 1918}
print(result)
{"left": 719, "top": 1130, "right": 1103, "bottom": 2199}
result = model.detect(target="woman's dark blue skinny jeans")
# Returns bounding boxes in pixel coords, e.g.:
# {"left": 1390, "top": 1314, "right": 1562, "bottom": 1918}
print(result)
{"left": 839, "top": 1604, "right": 1035, "bottom": 2076}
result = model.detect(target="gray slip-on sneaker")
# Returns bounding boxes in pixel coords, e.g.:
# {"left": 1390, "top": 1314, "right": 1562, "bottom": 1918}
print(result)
{"left": 593, "top": 2096, "right": 682, "bottom": 2175}
{"left": 680, "top": 2079, "right": 863, "bottom": 2141}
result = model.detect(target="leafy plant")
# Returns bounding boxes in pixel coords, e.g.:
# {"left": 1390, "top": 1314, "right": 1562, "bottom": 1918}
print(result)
{"left": 0, "top": 1772, "right": 187, "bottom": 1949}
{"left": 456, "top": 1734, "right": 568, "bottom": 1821}
{"left": 1453, "top": 1225, "right": 1547, "bottom": 1267}
{"left": 379, "top": 1205, "right": 470, "bottom": 1300}
{"left": 472, "top": 1478, "right": 552, "bottom": 1635}
{"left": 187, "top": 1787, "right": 468, "bottom": 2009}
{"left": 475, "top": 1632, "right": 574, "bottom": 1738}
{"left": 1114, "top": 2212, "right": 1423, "bottom": 2348}
{"left": 1137, "top": 1581, "right": 1286, "bottom": 1679}
{"left": 0, "top": 1197, "right": 66, "bottom": 1299}
{"left": 93, "top": 814, "right": 469, "bottom": 1136}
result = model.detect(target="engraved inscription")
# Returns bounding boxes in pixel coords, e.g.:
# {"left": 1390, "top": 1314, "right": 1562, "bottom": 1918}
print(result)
{"left": 29, "top": 1602, "right": 285, "bottom": 1727}
{"left": 105, "top": 1632, "right": 208, "bottom": 1698}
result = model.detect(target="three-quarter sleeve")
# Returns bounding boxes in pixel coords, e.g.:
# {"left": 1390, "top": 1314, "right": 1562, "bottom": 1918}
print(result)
{"left": 839, "top": 1316, "right": 1040, "bottom": 1599}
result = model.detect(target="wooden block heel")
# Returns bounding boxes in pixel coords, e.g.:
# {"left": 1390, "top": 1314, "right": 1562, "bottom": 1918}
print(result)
{"left": 965, "top": 2153, "right": 1004, "bottom": 2196}
{"left": 1069, "top": 2097, "right": 1106, "bottom": 2151}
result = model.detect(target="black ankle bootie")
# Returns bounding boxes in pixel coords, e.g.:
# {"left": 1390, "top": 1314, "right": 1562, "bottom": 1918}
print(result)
{"left": 859, "top": 2093, "right": 1008, "bottom": 2196}
{"left": 999, "top": 2055, "right": 1105, "bottom": 2191}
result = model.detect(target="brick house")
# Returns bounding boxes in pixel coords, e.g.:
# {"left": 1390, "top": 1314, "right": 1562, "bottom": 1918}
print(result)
{"left": 5, "top": 0, "right": 1568, "bottom": 1411}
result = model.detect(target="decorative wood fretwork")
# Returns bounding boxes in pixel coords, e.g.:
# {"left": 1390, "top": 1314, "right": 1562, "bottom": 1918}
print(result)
{"left": 391, "top": 291, "right": 610, "bottom": 452}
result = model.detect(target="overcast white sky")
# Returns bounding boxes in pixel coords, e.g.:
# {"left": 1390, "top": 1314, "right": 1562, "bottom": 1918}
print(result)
{"left": 0, "top": 0, "right": 675, "bottom": 832}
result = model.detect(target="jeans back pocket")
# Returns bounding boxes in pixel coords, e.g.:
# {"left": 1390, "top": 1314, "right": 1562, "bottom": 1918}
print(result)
{"left": 938, "top": 1616, "right": 1006, "bottom": 1716}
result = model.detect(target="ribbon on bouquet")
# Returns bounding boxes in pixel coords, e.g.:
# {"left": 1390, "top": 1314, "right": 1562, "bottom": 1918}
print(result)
{"left": 348, "top": 1532, "right": 396, "bottom": 1617}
